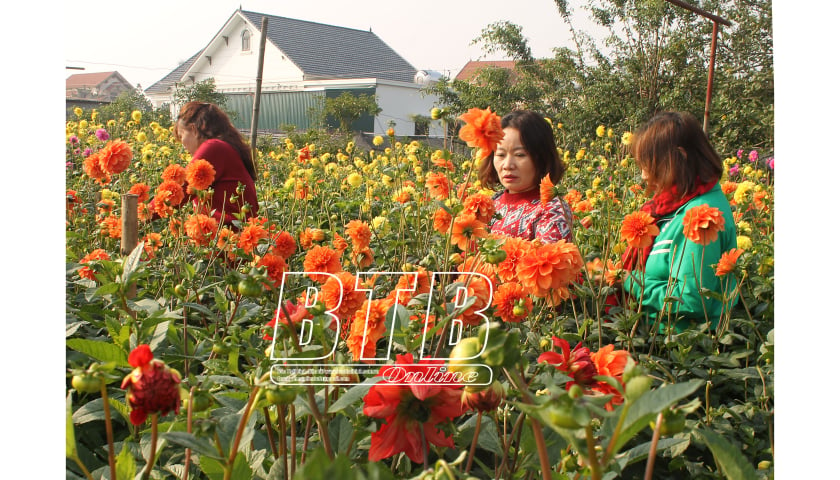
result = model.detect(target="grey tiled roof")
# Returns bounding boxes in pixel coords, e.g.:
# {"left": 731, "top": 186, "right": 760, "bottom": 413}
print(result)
{"left": 145, "top": 10, "right": 417, "bottom": 95}
{"left": 240, "top": 11, "right": 416, "bottom": 83}
{"left": 145, "top": 51, "right": 202, "bottom": 94}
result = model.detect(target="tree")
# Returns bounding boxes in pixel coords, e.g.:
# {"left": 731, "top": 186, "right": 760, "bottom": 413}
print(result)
{"left": 173, "top": 78, "right": 233, "bottom": 119}
{"left": 433, "top": 0, "right": 773, "bottom": 154}
{"left": 319, "top": 92, "right": 382, "bottom": 132}
{"left": 99, "top": 87, "right": 154, "bottom": 123}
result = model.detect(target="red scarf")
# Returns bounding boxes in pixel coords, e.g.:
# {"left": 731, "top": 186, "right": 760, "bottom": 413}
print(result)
{"left": 621, "top": 180, "right": 718, "bottom": 272}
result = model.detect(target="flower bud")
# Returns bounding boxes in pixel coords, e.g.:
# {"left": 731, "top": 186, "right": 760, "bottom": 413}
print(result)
{"left": 462, "top": 380, "right": 505, "bottom": 412}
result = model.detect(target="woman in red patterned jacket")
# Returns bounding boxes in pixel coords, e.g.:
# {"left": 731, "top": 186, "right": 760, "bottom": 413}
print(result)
{"left": 174, "top": 101, "right": 259, "bottom": 226}
{"left": 477, "top": 110, "right": 573, "bottom": 243}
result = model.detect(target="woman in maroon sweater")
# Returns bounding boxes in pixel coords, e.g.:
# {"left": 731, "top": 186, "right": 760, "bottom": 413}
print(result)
{"left": 174, "top": 101, "right": 259, "bottom": 225}
{"left": 477, "top": 110, "right": 573, "bottom": 243}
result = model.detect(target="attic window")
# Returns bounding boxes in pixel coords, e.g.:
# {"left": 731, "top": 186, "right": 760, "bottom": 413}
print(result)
{"left": 241, "top": 30, "right": 251, "bottom": 52}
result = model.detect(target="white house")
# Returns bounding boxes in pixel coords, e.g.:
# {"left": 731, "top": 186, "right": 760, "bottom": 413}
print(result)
{"left": 145, "top": 9, "right": 443, "bottom": 137}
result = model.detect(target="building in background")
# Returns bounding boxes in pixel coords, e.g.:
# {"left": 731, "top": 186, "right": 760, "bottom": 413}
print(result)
{"left": 145, "top": 9, "right": 443, "bottom": 137}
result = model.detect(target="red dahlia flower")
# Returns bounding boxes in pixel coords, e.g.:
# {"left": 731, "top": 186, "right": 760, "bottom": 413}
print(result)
{"left": 362, "top": 353, "right": 465, "bottom": 463}
{"left": 538, "top": 336, "right": 597, "bottom": 387}
{"left": 120, "top": 345, "right": 182, "bottom": 425}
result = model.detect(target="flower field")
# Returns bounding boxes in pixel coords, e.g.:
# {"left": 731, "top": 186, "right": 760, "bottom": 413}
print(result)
{"left": 65, "top": 108, "right": 774, "bottom": 480}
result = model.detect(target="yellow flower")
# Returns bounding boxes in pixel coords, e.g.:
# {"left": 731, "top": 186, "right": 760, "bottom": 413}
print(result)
{"left": 733, "top": 181, "right": 755, "bottom": 204}
{"left": 107, "top": 119, "right": 116, "bottom": 128}
{"left": 136, "top": 132, "right": 147, "bottom": 143}
{"left": 79, "top": 120, "right": 89, "bottom": 130}
{"left": 604, "top": 143, "right": 612, "bottom": 152}
{"left": 354, "top": 158, "right": 366, "bottom": 169}
{"left": 372, "top": 216, "right": 390, "bottom": 233}
{"left": 347, "top": 172, "right": 363, "bottom": 188}
{"left": 131, "top": 110, "right": 142, "bottom": 122}
{"left": 596, "top": 125, "right": 606, "bottom": 138}
{"left": 592, "top": 177, "right": 602, "bottom": 190}
{"left": 74, "top": 107, "right": 83, "bottom": 117}
{"left": 576, "top": 148, "right": 586, "bottom": 161}
{"left": 621, "top": 132, "right": 633, "bottom": 146}
{"left": 620, "top": 158, "right": 629, "bottom": 168}
{"left": 737, "top": 221, "right": 752, "bottom": 234}
{"left": 563, "top": 151, "right": 571, "bottom": 162}
{"left": 607, "top": 128, "right": 614, "bottom": 137}
{"left": 382, "top": 174, "right": 394, "bottom": 187}
{"left": 414, "top": 166, "right": 423, "bottom": 176}
{"left": 372, "top": 135, "right": 384, "bottom": 146}
{"left": 263, "top": 171, "right": 270, "bottom": 179}
{"left": 737, "top": 235, "right": 753, "bottom": 251}
{"left": 91, "top": 110, "right": 99, "bottom": 121}
{"left": 346, "top": 141, "right": 355, "bottom": 153}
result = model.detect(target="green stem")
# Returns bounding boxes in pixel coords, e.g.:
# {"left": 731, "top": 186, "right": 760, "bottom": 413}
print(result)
{"left": 183, "top": 387, "right": 195, "bottom": 480}
{"left": 100, "top": 383, "right": 116, "bottom": 480}
{"left": 225, "top": 387, "right": 260, "bottom": 480}
{"left": 465, "top": 411, "right": 482, "bottom": 473}
{"left": 585, "top": 424, "right": 602, "bottom": 480}
{"left": 504, "top": 368, "right": 551, "bottom": 480}
{"left": 141, "top": 413, "right": 159, "bottom": 480}
{"left": 600, "top": 400, "right": 630, "bottom": 467}
{"left": 643, "top": 412, "right": 663, "bottom": 480}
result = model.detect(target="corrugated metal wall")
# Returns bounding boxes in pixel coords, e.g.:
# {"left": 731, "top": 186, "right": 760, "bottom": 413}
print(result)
{"left": 226, "top": 87, "right": 377, "bottom": 132}
{"left": 226, "top": 91, "right": 325, "bottom": 131}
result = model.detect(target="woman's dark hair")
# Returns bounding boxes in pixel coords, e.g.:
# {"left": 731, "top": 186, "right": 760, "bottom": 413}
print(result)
{"left": 477, "top": 110, "right": 565, "bottom": 189}
{"left": 631, "top": 111, "right": 722, "bottom": 198}
{"left": 175, "top": 101, "right": 256, "bottom": 180}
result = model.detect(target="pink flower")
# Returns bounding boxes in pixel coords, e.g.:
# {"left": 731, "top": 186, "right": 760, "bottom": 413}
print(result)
{"left": 736, "top": 149, "right": 743, "bottom": 158}
{"left": 766, "top": 157, "right": 774, "bottom": 170}
{"left": 95, "top": 128, "right": 110, "bottom": 141}
{"left": 748, "top": 150, "right": 758, "bottom": 162}
{"left": 729, "top": 164, "right": 739, "bottom": 176}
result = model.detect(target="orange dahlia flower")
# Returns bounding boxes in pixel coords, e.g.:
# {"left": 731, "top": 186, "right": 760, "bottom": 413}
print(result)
{"left": 495, "top": 236, "right": 535, "bottom": 283}
{"left": 184, "top": 213, "right": 218, "bottom": 246}
{"left": 387, "top": 268, "right": 432, "bottom": 306}
{"left": 186, "top": 158, "right": 217, "bottom": 191}
{"left": 682, "top": 204, "right": 726, "bottom": 246}
{"left": 83, "top": 152, "right": 111, "bottom": 184}
{"left": 332, "top": 233, "right": 349, "bottom": 253}
{"left": 433, "top": 208, "right": 453, "bottom": 234}
{"left": 155, "top": 180, "right": 185, "bottom": 208}
{"left": 515, "top": 240, "right": 584, "bottom": 301}
{"left": 302, "top": 245, "right": 342, "bottom": 283}
{"left": 346, "top": 298, "right": 392, "bottom": 361}
{"left": 564, "top": 189, "right": 583, "bottom": 206}
{"left": 270, "top": 230, "right": 297, "bottom": 259}
{"left": 715, "top": 248, "right": 744, "bottom": 277}
{"left": 458, "top": 107, "right": 504, "bottom": 159}
{"left": 79, "top": 248, "right": 111, "bottom": 281}
{"left": 99, "top": 215, "right": 122, "bottom": 239}
{"left": 238, "top": 223, "right": 269, "bottom": 254}
{"left": 453, "top": 273, "right": 492, "bottom": 326}
{"left": 492, "top": 282, "right": 532, "bottom": 323}
{"left": 539, "top": 175, "right": 555, "bottom": 206}
{"left": 320, "top": 271, "right": 367, "bottom": 327}
{"left": 721, "top": 181, "right": 738, "bottom": 196}
{"left": 161, "top": 164, "right": 187, "bottom": 184}
{"left": 450, "top": 212, "right": 488, "bottom": 252}
{"left": 256, "top": 253, "right": 288, "bottom": 288}
{"left": 620, "top": 211, "right": 660, "bottom": 249}
{"left": 345, "top": 220, "right": 372, "bottom": 250}
{"left": 128, "top": 183, "right": 151, "bottom": 203}
{"left": 573, "top": 199, "right": 593, "bottom": 214}
{"left": 425, "top": 172, "right": 453, "bottom": 201}
{"left": 98, "top": 140, "right": 133, "bottom": 175}
{"left": 462, "top": 193, "right": 496, "bottom": 224}
{"left": 590, "top": 344, "right": 630, "bottom": 411}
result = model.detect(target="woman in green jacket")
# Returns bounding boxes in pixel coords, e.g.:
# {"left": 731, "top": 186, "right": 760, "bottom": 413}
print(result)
{"left": 621, "top": 111, "right": 738, "bottom": 333}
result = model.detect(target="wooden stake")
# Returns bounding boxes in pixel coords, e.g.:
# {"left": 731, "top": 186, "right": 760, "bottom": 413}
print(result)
{"left": 249, "top": 16, "right": 269, "bottom": 172}
{"left": 121, "top": 193, "right": 139, "bottom": 298}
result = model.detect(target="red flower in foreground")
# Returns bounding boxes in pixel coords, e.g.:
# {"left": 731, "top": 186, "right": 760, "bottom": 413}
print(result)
{"left": 362, "top": 353, "right": 465, "bottom": 463}
{"left": 263, "top": 301, "right": 310, "bottom": 340}
{"left": 537, "top": 337, "right": 597, "bottom": 387}
{"left": 78, "top": 248, "right": 111, "bottom": 281}
{"left": 590, "top": 344, "right": 630, "bottom": 410}
{"left": 120, "top": 345, "right": 182, "bottom": 425}
{"left": 715, "top": 248, "right": 744, "bottom": 277}
{"left": 458, "top": 107, "right": 504, "bottom": 159}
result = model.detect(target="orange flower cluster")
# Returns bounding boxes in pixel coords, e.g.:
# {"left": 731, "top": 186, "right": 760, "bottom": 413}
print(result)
{"left": 682, "top": 204, "right": 726, "bottom": 246}
{"left": 78, "top": 249, "right": 111, "bottom": 281}
{"left": 515, "top": 240, "right": 584, "bottom": 304}
{"left": 152, "top": 180, "right": 185, "bottom": 218}
{"left": 128, "top": 183, "right": 150, "bottom": 203}
{"left": 450, "top": 213, "right": 488, "bottom": 252}
{"left": 433, "top": 208, "right": 453, "bottom": 234}
{"left": 299, "top": 228, "right": 325, "bottom": 249}
{"left": 346, "top": 298, "right": 393, "bottom": 362}
{"left": 320, "top": 271, "right": 368, "bottom": 328}
{"left": 539, "top": 175, "right": 555, "bottom": 206}
{"left": 345, "top": 220, "right": 374, "bottom": 268}
{"left": 185, "top": 158, "right": 217, "bottom": 191}
{"left": 99, "top": 215, "right": 122, "bottom": 239}
{"left": 303, "top": 245, "right": 342, "bottom": 283}
{"left": 620, "top": 211, "right": 660, "bottom": 249}
{"left": 270, "top": 230, "right": 297, "bottom": 259}
{"left": 184, "top": 214, "right": 219, "bottom": 246}
{"left": 425, "top": 172, "right": 453, "bottom": 201}
{"left": 492, "top": 282, "right": 533, "bottom": 323}
{"left": 256, "top": 253, "right": 288, "bottom": 288}
{"left": 84, "top": 141, "right": 134, "bottom": 184}
{"left": 162, "top": 164, "right": 187, "bottom": 184}
{"left": 238, "top": 222, "right": 269, "bottom": 254}
{"left": 461, "top": 193, "right": 495, "bottom": 224}
{"left": 458, "top": 107, "right": 504, "bottom": 159}
{"left": 715, "top": 248, "right": 744, "bottom": 277}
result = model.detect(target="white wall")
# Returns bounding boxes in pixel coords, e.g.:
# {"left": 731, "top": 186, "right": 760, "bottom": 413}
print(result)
{"left": 374, "top": 82, "right": 443, "bottom": 137}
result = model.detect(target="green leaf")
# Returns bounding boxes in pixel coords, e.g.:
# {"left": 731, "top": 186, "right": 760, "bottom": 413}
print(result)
{"left": 199, "top": 456, "right": 226, "bottom": 480}
{"left": 160, "top": 432, "right": 224, "bottom": 460}
{"left": 602, "top": 379, "right": 702, "bottom": 456}
{"left": 327, "top": 376, "right": 380, "bottom": 414}
{"left": 230, "top": 451, "right": 253, "bottom": 480}
{"left": 696, "top": 428, "right": 759, "bottom": 480}
{"left": 95, "top": 281, "right": 121, "bottom": 296}
{"left": 122, "top": 241, "right": 145, "bottom": 286}
{"left": 66, "top": 392, "right": 77, "bottom": 458}
{"left": 615, "top": 437, "right": 688, "bottom": 469}
{"left": 66, "top": 338, "right": 129, "bottom": 366}
{"left": 115, "top": 442, "right": 137, "bottom": 480}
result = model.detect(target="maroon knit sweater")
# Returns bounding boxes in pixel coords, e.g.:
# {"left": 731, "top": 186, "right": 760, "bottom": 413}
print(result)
{"left": 489, "top": 189, "right": 573, "bottom": 243}
{"left": 189, "top": 139, "right": 259, "bottom": 225}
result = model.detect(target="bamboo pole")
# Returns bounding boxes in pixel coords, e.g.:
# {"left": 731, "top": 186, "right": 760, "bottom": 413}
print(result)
{"left": 121, "top": 193, "right": 139, "bottom": 298}
{"left": 249, "top": 17, "right": 269, "bottom": 171}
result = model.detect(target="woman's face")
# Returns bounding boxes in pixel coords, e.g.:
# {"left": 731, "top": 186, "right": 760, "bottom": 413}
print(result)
{"left": 177, "top": 120, "right": 203, "bottom": 154}
{"left": 493, "top": 127, "right": 537, "bottom": 194}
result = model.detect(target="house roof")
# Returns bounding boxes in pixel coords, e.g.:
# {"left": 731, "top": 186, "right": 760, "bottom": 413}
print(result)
{"left": 454, "top": 60, "right": 517, "bottom": 82}
{"left": 145, "top": 10, "right": 417, "bottom": 95}
{"left": 66, "top": 71, "right": 126, "bottom": 89}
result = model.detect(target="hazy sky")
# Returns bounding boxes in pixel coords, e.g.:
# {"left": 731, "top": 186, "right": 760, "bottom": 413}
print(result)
{"left": 64, "top": 0, "right": 609, "bottom": 89}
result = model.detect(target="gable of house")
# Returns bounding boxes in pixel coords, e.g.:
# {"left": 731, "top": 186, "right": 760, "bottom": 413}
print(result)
{"left": 454, "top": 60, "right": 517, "bottom": 83}
{"left": 67, "top": 71, "right": 134, "bottom": 100}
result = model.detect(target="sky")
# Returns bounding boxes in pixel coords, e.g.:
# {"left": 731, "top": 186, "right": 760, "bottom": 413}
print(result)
{"left": 64, "top": 0, "right": 609, "bottom": 89}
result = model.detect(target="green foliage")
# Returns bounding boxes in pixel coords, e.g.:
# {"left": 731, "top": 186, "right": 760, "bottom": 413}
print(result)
{"left": 173, "top": 78, "right": 236, "bottom": 121}
{"left": 317, "top": 91, "right": 382, "bottom": 132}
{"left": 431, "top": 0, "right": 773, "bottom": 155}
